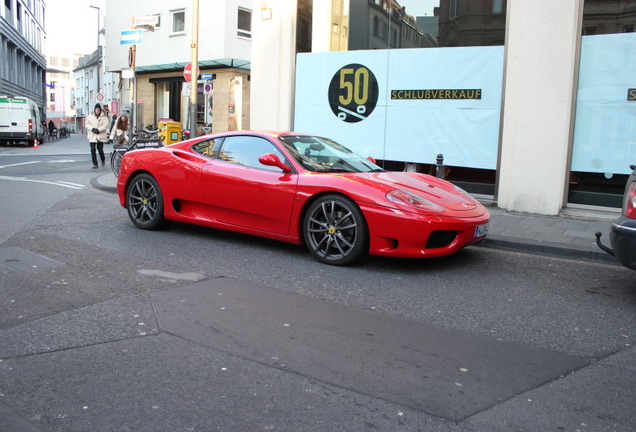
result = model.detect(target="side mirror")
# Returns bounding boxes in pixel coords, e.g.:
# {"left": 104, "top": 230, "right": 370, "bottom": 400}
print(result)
{"left": 259, "top": 153, "right": 292, "bottom": 172}
{"left": 367, "top": 156, "right": 377, "bottom": 164}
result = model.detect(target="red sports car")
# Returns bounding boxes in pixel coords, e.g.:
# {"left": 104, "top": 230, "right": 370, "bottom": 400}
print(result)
{"left": 117, "top": 131, "right": 490, "bottom": 265}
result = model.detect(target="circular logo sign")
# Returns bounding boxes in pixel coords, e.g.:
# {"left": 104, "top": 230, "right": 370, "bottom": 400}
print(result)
{"left": 328, "top": 64, "right": 378, "bottom": 123}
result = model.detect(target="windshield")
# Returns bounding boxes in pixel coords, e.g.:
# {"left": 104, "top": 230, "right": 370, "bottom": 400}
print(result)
{"left": 278, "top": 135, "right": 384, "bottom": 173}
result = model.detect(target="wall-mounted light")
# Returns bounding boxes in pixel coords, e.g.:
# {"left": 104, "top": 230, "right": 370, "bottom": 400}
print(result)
{"left": 261, "top": 0, "right": 272, "bottom": 20}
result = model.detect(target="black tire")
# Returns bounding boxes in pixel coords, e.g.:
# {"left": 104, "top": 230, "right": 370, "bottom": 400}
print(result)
{"left": 303, "top": 194, "right": 368, "bottom": 265}
{"left": 126, "top": 173, "right": 167, "bottom": 230}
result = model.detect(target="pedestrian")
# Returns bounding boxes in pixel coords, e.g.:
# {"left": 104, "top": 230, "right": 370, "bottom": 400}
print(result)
{"left": 86, "top": 103, "right": 109, "bottom": 168}
{"left": 108, "top": 114, "right": 118, "bottom": 140}
{"left": 110, "top": 114, "right": 129, "bottom": 146}
{"left": 48, "top": 120, "right": 56, "bottom": 139}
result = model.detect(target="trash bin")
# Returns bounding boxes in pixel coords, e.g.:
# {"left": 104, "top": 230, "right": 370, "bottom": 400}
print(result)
{"left": 158, "top": 121, "right": 181, "bottom": 145}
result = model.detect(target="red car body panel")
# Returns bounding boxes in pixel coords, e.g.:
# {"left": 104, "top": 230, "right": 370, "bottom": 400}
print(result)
{"left": 117, "top": 131, "right": 490, "bottom": 259}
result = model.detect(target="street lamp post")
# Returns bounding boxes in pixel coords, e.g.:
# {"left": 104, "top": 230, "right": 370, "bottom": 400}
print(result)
{"left": 89, "top": 5, "right": 101, "bottom": 103}
{"left": 189, "top": 0, "right": 200, "bottom": 138}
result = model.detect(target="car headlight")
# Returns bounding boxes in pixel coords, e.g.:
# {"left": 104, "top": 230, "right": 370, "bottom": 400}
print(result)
{"left": 386, "top": 189, "right": 444, "bottom": 212}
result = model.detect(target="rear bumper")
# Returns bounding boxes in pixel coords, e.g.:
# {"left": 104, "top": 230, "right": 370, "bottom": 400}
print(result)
{"left": 610, "top": 216, "right": 636, "bottom": 270}
{"left": 0, "top": 131, "right": 34, "bottom": 140}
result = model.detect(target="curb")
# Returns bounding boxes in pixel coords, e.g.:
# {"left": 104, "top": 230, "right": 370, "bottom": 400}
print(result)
{"left": 91, "top": 173, "right": 117, "bottom": 194}
{"left": 476, "top": 236, "right": 619, "bottom": 266}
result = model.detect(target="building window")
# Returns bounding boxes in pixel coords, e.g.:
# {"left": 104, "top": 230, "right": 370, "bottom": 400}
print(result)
{"left": 449, "top": 0, "right": 459, "bottom": 19}
{"left": 492, "top": 0, "right": 503, "bottom": 14}
{"left": 171, "top": 9, "right": 185, "bottom": 34}
{"left": 238, "top": 7, "right": 251, "bottom": 38}
{"left": 17, "top": 2, "right": 22, "bottom": 33}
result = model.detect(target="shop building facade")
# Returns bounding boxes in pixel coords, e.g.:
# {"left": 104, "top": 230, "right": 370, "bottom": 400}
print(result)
{"left": 251, "top": 0, "right": 636, "bottom": 216}
{"left": 103, "top": 0, "right": 252, "bottom": 134}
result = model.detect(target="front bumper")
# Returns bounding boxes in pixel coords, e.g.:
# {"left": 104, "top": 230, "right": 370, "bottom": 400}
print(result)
{"left": 360, "top": 202, "right": 490, "bottom": 258}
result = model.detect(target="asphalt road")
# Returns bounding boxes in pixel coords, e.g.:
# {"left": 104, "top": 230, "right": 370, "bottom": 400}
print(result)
{"left": 1, "top": 143, "right": 635, "bottom": 432}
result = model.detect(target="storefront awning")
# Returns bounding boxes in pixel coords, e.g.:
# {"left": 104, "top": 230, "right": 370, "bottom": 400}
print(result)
{"left": 135, "top": 58, "right": 250, "bottom": 73}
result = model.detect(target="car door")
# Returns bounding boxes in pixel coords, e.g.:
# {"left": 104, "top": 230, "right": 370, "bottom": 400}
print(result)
{"left": 200, "top": 135, "right": 298, "bottom": 235}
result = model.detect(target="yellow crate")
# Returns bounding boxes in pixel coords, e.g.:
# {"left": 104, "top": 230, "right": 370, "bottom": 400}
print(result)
{"left": 158, "top": 121, "right": 181, "bottom": 145}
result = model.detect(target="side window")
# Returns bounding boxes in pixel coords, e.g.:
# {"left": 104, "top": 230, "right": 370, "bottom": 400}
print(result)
{"left": 237, "top": 8, "right": 251, "bottom": 38}
{"left": 192, "top": 138, "right": 221, "bottom": 157}
{"left": 171, "top": 9, "right": 186, "bottom": 35}
{"left": 218, "top": 136, "right": 287, "bottom": 171}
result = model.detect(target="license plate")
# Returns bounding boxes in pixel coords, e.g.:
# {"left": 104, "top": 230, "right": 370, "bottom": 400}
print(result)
{"left": 475, "top": 223, "right": 489, "bottom": 238}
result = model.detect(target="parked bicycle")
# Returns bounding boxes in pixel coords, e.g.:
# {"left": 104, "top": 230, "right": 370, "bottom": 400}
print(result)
{"left": 110, "top": 128, "right": 164, "bottom": 176}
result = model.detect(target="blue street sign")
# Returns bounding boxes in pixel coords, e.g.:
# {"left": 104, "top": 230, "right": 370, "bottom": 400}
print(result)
{"left": 120, "top": 29, "right": 143, "bottom": 45}
{"left": 201, "top": 73, "right": 213, "bottom": 80}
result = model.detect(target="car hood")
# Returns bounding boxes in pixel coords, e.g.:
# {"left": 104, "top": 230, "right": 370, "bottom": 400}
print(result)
{"left": 342, "top": 171, "right": 483, "bottom": 213}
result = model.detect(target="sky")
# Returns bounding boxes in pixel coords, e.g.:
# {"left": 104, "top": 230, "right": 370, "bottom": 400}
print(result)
{"left": 398, "top": 0, "right": 439, "bottom": 17}
{"left": 46, "top": 0, "right": 106, "bottom": 56}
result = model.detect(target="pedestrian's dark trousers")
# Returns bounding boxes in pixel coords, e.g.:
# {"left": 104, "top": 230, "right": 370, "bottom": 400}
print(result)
{"left": 90, "top": 141, "right": 105, "bottom": 166}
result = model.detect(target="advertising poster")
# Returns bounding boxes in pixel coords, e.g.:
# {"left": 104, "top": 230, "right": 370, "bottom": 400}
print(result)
{"left": 294, "top": 47, "right": 504, "bottom": 169}
{"left": 572, "top": 33, "right": 636, "bottom": 175}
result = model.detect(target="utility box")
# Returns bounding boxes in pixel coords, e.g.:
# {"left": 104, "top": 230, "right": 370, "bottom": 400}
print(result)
{"left": 158, "top": 120, "right": 181, "bottom": 145}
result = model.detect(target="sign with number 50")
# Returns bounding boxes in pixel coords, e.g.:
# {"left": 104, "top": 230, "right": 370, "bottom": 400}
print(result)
{"left": 328, "top": 64, "right": 379, "bottom": 123}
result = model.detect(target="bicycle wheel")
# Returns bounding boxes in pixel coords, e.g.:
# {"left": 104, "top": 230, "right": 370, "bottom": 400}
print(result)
{"left": 110, "top": 148, "right": 124, "bottom": 176}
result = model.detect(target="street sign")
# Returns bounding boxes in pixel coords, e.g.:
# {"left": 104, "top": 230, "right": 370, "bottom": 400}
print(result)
{"left": 201, "top": 73, "right": 213, "bottom": 80}
{"left": 96, "top": 93, "right": 104, "bottom": 102}
{"left": 133, "top": 15, "right": 159, "bottom": 31}
{"left": 120, "top": 29, "right": 143, "bottom": 45}
{"left": 183, "top": 63, "right": 199, "bottom": 82}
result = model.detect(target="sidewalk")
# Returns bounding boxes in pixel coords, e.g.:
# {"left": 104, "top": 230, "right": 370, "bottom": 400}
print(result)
{"left": 93, "top": 172, "right": 621, "bottom": 266}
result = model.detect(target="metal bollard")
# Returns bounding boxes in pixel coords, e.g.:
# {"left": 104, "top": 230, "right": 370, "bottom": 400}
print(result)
{"left": 435, "top": 153, "right": 444, "bottom": 178}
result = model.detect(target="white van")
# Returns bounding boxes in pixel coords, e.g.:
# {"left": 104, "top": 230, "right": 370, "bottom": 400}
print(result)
{"left": 0, "top": 96, "right": 45, "bottom": 146}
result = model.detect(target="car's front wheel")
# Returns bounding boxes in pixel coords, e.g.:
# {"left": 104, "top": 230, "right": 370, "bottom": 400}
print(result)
{"left": 126, "top": 173, "right": 167, "bottom": 230}
{"left": 303, "top": 194, "right": 368, "bottom": 265}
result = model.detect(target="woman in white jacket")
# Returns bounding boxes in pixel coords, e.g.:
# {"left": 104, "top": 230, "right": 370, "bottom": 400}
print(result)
{"left": 85, "top": 103, "right": 109, "bottom": 168}
{"left": 109, "top": 115, "right": 129, "bottom": 146}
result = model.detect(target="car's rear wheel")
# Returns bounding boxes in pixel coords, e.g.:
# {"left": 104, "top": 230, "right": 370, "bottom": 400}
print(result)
{"left": 126, "top": 173, "right": 167, "bottom": 230}
{"left": 303, "top": 194, "right": 368, "bottom": 265}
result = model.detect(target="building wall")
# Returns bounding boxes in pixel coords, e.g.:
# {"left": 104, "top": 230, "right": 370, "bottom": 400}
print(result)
{"left": 497, "top": 0, "right": 584, "bottom": 215}
{"left": 348, "top": 0, "right": 423, "bottom": 50}
{"left": 0, "top": 0, "right": 46, "bottom": 109}
{"left": 437, "top": 0, "right": 506, "bottom": 47}
{"left": 250, "top": 0, "right": 297, "bottom": 131}
{"left": 104, "top": 0, "right": 252, "bottom": 72}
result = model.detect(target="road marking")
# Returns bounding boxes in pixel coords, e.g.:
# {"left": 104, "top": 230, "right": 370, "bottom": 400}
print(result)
{"left": 0, "top": 161, "right": 41, "bottom": 169}
{"left": 56, "top": 180, "right": 84, "bottom": 188}
{"left": 0, "top": 175, "right": 85, "bottom": 189}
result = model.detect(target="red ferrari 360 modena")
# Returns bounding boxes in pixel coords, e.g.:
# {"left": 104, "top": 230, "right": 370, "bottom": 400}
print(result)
{"left": 117, "top": 131, "right": 490, "bottom": 265}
